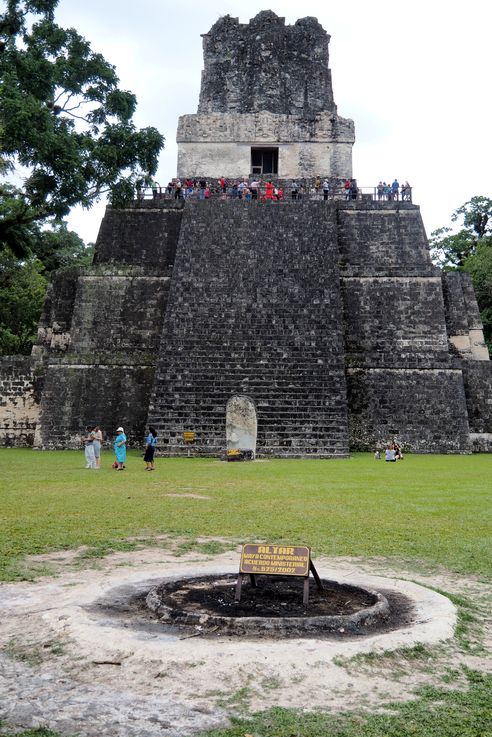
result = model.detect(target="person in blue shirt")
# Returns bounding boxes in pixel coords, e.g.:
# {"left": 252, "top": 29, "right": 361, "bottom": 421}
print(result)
{"left": 144, "top": 426, "right": 158, "bottom": 471}
{"left": 114, "top": 427, "right": 127, "bottom": 470}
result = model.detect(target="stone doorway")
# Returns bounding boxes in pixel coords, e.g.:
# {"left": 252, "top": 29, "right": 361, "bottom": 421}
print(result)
{"left": 251, "top": 147, "right": 278, "bottom": 175}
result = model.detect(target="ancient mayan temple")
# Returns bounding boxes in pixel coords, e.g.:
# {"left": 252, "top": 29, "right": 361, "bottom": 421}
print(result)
{"left": 1, "top": 11, "right": 491, "bottom": 455}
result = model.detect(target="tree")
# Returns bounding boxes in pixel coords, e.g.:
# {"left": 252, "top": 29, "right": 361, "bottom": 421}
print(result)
{"left": 0, "top": 221, "right": 93, "bottom": 356}
{"left": 0, "top": 0, "right": 164, "bottom": 257}
{"left": 0, "top": 247, "right": 47, "bottom": 354}
{"left": 430, "top": 197, "right": 492, "bottom": 269}
{"left": 430, "top": 196, "right": 492, "bottom": 353}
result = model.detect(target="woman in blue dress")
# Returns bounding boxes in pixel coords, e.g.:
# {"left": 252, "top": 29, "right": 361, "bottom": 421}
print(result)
{"left": 114, "top": 427, "right": 127, "bottom": 470}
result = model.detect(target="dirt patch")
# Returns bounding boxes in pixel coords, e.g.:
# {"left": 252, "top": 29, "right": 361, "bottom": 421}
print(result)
{"left": 165, "top": 493, "right": 211, "bottom": 499}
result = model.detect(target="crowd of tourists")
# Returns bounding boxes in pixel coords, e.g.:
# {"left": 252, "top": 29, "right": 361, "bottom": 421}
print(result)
{"left": 374, "top": 442, "right": 404, "bottom": 462}
{"left": 376, "top": 179, "right": 412, "bottom": 201}
{"left": 82, "top": 425, "right": 158, "bottom": 471}
{"left": 140, "top": 176, "right": 412, "bottom": 203}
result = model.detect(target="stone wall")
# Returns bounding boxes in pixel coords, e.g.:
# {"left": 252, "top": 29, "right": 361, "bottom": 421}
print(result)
{"left": 0, "top": 357, "right": 40, "bottom": 447}
{"left": 198, "top": 12, "right": 336, "bottom": 116}
{"left": 34, "top": 202, "right": 183, "bottom": 449}
{"left": 93, "top": 200, "right": 183, "bottom": 269}
{"left": 333, "top": 200, "right": 473, "bottom": 452}
{"left": 462, "top": 361, "right": 492, "bottom": 451}
{"left": 442, "top": 272, "right": 489, "bottom": 360}
{"left": 35, "top": 361, "right": 155, "bottom": 449}
{"left": 346, "top": 368, "right": 471, "bottom": 453}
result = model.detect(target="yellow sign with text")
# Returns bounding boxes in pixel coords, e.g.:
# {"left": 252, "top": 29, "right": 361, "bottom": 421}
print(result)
{"left": 239, "top": 544, "right": 310, "bottom": 576}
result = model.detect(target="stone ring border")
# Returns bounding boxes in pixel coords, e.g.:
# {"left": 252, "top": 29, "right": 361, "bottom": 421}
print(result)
{"left": 145, "top": 574, "right": 390, "bottom": 635}
{"left": 30, "top": 560, "right": 458, "bottom": 662}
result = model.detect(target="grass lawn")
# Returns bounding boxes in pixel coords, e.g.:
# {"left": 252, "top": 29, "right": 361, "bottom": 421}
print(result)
{"left": 0, "top": 449, "right": 491, "bottom": 581}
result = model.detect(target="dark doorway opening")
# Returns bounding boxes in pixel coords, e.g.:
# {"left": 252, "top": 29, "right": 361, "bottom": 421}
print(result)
{"left": 251, "top": 147, "right": 279, "bottom": 175}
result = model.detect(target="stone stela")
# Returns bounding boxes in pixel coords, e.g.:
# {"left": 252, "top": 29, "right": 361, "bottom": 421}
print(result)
{"left": 235, "top": 543, "right": 323, "bottom": 606}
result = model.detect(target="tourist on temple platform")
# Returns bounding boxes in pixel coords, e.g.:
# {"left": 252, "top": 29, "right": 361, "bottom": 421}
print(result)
{"left": 113, "top": 427, "right": 127, "bottom": 470}
{"left": 290, "top": 181, "right": 299, "bottom": 200}
{"left": 198, "top": 178, "right": 207, "bottom": 200}
{"left": 323, "top": 179, "right": 330, "bottom": 200}
{"left": 166, "top": 181, "right": 173, "bottom": 196}
{"left": 315, "top": 175, "right": 321, "bottom": 194}
{"left": 250, "top": 179, "right": 260, "bottom": 200}
{"left": 185, "top": 178, "right": 194, "bottom": 198}
{"left": 148, "top": 178, "right": 159, "bottom": 199}
{"left": 220, "top": 176, "right": 226, "bottom": 194}
{"left": 377, "top": 181, "right": 384, "bottom": 200}
{"left": 350, "top": 178, "right": 358, "bottom": 200}
{"left": 402, "top": 181, "right": 412, "bottom": 201}
{"left": 391, "top": 179, "right": 400, "bottom": 200}
{"left": 230, "top": 182, "right": 239, "bottom": 199}
{"left": 174, "top": 179, "right": 182, "bottom": 199}
{"left": 344, "top": 178, "right": 351, "bottom": 200}
{"left": 265, "top": 180, "right": 274, "bottom": 200}
{"left": 144, "top": 426, "right": 158, "bottom": 471}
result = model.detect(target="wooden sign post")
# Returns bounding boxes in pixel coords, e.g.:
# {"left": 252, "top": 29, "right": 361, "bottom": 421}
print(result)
{"left": 235, "top": 543, "right": 323, "bottom": 606}
{"left": 182, "top": 431, "right": 196, "bottom": 457}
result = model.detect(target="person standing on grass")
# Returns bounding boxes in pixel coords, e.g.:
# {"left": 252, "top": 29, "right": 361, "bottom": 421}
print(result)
{"left": 93, "top": 426, "right": 103, "bottom": 469}
{"left": 114, "top": 427, "right": 127, "bottom": 470}
{"left": 144, "top": 426, "right": 158, "bottom": 471}
{"left": 82, "top": 426, "right": 96, "bottom": 469}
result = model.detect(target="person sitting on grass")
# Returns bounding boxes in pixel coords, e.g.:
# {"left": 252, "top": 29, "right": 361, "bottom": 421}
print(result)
{"left": 385, "top": 444, "right": 396, "bottom": 462}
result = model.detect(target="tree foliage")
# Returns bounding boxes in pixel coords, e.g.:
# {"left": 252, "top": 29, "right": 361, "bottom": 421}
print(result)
{"left": 0, "top": 247, "right": 47, "bottom": 354}
{"left": 0, "top": 0, "right": 164, "bottom": 256}
{"left": 0, "top": 222, "right": 93, "bottom": 355}
{"left": 430, "top": 196, "right": 492, "bottom": 353}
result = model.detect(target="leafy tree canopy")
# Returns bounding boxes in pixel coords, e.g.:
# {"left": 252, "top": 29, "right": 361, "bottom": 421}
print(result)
{"left": 0, "top": 220, "right": 93, "bottom": 355}
{"left": 430, "top": 196, "right": 492, "bottom": 353}
{"left": 430, "top": 196, "right": 492, "bottom": 269}
{"left": 0, "top": 0, "right": 164, "bottom": 257}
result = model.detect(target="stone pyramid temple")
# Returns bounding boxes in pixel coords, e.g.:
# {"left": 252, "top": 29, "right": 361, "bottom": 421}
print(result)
{"left": 1, "top": 11, "right": 491, "bottom": 455}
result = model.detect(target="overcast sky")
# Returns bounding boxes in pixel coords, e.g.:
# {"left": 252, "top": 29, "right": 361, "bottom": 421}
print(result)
{"left": 53, "top": 0, "right": 492, "bottom": 244}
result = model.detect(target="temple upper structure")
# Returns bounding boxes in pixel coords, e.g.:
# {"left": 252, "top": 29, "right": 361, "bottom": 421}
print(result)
{"left": 176, "top": 11, "right": 355, "bottom": 180}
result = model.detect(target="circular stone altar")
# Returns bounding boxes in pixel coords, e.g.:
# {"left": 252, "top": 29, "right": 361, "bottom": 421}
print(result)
{"left": 145, "top": 573, "right": 394, "bottom": 637}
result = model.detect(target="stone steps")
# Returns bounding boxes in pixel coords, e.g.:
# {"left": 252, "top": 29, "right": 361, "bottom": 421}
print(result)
{"left": 148, "top": 200, "right": 349, "bottom": 456}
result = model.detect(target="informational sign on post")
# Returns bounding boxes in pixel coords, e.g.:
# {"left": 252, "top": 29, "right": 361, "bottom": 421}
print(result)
{"left": 235, "top": 543, "right": 323, "bottom": 606}
{"left": 239, "top": 544, "right": 310, "bottom": 576}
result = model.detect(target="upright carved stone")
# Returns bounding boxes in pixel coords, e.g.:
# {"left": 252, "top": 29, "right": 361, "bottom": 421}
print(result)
{"left": 226, "top": 396, "right": 257, "bottom": 457}
{"left": 177, "top": 11, "right": 354, "bottom": 180}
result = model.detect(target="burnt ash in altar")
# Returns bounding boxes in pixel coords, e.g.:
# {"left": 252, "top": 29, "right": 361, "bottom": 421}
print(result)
{"left": 144, "top": 574, "right": 408, "bottom": 637}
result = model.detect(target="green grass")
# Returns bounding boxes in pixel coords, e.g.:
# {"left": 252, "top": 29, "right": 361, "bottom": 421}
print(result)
{"left": 195, "top": 669, "right": 492, "bottom": 737}
{"left": 0, "top": 449, "right": 491, "bottom": 581}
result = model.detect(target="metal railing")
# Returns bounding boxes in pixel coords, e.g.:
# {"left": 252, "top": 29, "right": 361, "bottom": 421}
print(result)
{"left": 136, "top": 183, "right": 413, "bottom": 203}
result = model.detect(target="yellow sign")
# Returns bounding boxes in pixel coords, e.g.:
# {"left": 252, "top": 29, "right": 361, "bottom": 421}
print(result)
{"left": 239, "top": 544, "right": 310, "bottom": 577}
{"left": 183, "top": 431, "right": 196, "bottom": 443}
